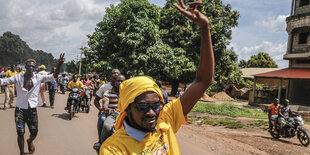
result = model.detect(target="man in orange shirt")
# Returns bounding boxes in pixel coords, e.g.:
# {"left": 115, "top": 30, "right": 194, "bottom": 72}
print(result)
{"left": 268, "top": 98, "right": 280, "bottom": 132}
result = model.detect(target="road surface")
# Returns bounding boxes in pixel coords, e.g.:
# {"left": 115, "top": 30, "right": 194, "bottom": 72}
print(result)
{"left": 0, "top": 92, "right": 212, "bottom": 155}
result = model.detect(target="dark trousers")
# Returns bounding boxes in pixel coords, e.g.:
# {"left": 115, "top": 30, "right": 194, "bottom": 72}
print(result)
{"left": 49, "top": 89, "right": 56, "bottom": 106}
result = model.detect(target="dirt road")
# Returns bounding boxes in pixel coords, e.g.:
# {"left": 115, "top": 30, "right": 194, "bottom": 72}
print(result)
{"left": 0, "top": 92, "right": 212, "bottom": 154}
{"left": 1, "top": 92, "right": 310, "bottom": 154}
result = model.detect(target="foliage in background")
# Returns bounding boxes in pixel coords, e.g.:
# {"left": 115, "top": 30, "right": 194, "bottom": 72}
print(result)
{"left": 246, "top": 52, "right": 278, "bottom": 68}
{"left": 192, "top": 102, "right": 268, "bottom": 119}
{"left": 85, "top": 0, "right": 241, "bottom": 94}
{"left": 241, "top": 79, "right": 264, "bottom": 90}
{"left": 0, "top": 32, "right": 58, "bottom": 71}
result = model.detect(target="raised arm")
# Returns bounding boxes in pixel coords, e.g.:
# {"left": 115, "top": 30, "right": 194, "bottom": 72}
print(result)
{"left": 53, "top": 53, "right": 65, "bottom": 78}
{"left": 174, "top": 0, "right": 214, "bottom": 115}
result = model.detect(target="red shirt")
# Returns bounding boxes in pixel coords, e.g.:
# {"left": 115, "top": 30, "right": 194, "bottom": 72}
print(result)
{"left": 268, "top": 103, "right": 280, "bottom": 115}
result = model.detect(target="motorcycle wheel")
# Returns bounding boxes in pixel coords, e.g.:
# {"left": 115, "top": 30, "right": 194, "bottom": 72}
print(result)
{"left": 298, "top": 129, "right": 310, "bottom": 147}
{"left": 62, "top": 88, "right": 65, "bottom": 94}
{"left": 270, "top": 125, "right": 280, "bottom": 139}
{"left": 81, "top": 98, "right": 85, "bottom": 111}
{"left": 69, "top": 104, "right": 74, "bottom": 120}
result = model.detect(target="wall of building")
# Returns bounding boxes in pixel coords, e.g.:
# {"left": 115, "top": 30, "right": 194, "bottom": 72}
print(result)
{"left": 295, "top": 0, "right": 310, "bottom": 15}
{"left": 289, "top": 79, "right": 310, "bottom": 105}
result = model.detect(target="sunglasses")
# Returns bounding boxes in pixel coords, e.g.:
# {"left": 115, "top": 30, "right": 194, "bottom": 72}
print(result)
{"left": 132, "top": 102, "right": 164, "bottom": 113}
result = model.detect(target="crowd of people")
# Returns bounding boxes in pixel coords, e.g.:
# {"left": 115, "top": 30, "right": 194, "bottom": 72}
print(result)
{"left": 0, "top": 1, "right": 216, "bottom": 154}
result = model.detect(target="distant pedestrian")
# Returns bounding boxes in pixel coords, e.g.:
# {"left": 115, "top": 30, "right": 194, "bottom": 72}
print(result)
{"left": 38, "top": 65, "right": 48, "bottom": 107}
{"left": 156, "top": 81, "right": 169, "bottom": 104}
{"left": 48, "top": 67, "right": 57, "bottom": 109}
{"left": 3, "top": 65, "right": 17, "bottom": 110}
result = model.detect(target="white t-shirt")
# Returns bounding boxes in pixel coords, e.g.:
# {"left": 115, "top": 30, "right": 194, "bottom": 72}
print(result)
{"left": 96, "top": 82, "right": 113, "bottom": 98}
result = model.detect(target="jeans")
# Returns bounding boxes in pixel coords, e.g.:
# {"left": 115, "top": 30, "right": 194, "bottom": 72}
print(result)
{"left": 101, "top": 114, "right": 117, "bottom": 143}
{"left": 97, "top": 113, "right": 107, "bottom": 141}
{"left": 49, "top": 89, "right": 56, "bottom": 107}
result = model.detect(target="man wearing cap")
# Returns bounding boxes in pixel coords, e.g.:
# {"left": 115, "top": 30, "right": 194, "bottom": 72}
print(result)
{"left": 0, "top": 54, "right": 65, "bottom": 155}
{"left": 100, "top": 0, "right": 214, "bottom": 154}
{"left": 37, "top": 65, "right": 48, "bottom": 107}
{"left": 3, "top": 64, "right": 18, "bottom": 109}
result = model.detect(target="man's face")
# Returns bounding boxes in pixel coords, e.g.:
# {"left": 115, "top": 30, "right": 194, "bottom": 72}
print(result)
{"left": 11, "top": 65, "right": 16, "bottom": 71}
{"left": 115, "top": 76, "right": 125, "bottom": 89}
{"left": 274, "top": 99, "right": 279, "bottom": 105}
{"left": 128, "top": 92, "right": 162, "bottom": 132}
{"left": 111, "top": 69, "right": 120, "bottom": 78}
{"left": 52, "top": 67, "right": 56, "bottom": 73}
{"left": 25, "top": 62, "right": 36, "bottom": 74}
{"left": 284, "top": 100, "right": 289, "bottom": 106}
{"left": 73, "top": 75, "right": 78, "bottom": 82}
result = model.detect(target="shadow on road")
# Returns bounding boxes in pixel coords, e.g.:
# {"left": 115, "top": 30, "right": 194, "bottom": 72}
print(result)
{"left": 259, "top": 136, "right": 301, "bottom": 146}
{"left": 51, "top": 113, "right": 72, "bottom": 120}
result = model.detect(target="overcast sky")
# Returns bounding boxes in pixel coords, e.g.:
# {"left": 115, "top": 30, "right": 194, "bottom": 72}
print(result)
{"left": 0, "top": 0, "right": 291, "bottom": 68}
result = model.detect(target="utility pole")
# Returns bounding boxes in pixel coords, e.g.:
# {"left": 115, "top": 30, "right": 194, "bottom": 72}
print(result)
{"left": 78, "top": 50, "right": 82, "bottom": 76}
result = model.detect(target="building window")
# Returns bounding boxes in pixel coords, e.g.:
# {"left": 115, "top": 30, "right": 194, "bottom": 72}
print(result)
{"left": 298, "top": 32, "right": 309, "bottom": 44}
{"left": 300, "top": 0, "right": 310, "bottom": 7}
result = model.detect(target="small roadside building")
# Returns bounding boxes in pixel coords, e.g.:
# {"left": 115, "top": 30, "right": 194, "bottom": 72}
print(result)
{"left": 251, "top": 0, "right": 310, "bottom": 106}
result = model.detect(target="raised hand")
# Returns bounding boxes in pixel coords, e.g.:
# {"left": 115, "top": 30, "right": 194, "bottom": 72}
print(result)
{"left": 173, "top": 0, "right": 209, "bottom": 28}
{"left": 59, "top": 53, "right": 65, "bottom": 65}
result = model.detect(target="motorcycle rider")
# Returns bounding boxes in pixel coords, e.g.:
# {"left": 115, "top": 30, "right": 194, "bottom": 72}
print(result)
{"left": 100, "top": 74, "right": 126, "bottom": 143}
{"left": 58, "top": 72, "right": 69, "bottom": 93}
{"left": 278, "top": 99, "right": 293, "bottom": 135}
{"left": 93, "top": 69, "right": 120, "bottom": 144}
{"left": 268, "top": 98, "right": 280, "bottom": 132}
{"left": 65, "top": 74, "right": 84, "bottom": 110}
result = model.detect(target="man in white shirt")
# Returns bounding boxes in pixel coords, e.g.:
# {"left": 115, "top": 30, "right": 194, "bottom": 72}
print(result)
{"left": 0, "top": 54, "right": 65, "bottom": 155}
{"left": 93, "top": 69, "right": 120, "bottom": 145}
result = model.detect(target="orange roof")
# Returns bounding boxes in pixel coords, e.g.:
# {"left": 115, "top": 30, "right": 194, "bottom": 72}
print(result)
{"left": 253, "top": 68, "right": 310, "bottom": 79}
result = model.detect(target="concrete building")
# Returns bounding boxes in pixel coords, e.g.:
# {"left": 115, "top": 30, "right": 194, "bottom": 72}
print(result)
{"left": 252, "top": 0, "right": 310, "bottom": 106}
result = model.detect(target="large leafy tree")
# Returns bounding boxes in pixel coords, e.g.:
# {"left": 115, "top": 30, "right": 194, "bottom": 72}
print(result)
{"left": 160, "top": 0, "right": 241, "bottom": 93}
{"left": 86, "top": 0, "right": 241, "bottom": 94}
{"left": 247, "top": 52, "right": 278, "bottom": 68}
{"left": 86, "top": 0, "right": 194, "bottom": 81}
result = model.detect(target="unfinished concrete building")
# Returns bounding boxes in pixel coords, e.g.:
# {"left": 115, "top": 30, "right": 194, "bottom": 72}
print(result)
{"left": 252, "top": 0, "right": 310, "bottom": 106}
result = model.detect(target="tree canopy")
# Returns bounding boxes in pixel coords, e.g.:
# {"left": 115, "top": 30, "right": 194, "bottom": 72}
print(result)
{"left": 246, "top": 52, "right": 278, "bottom": 68}
{"left": 85, "top": 0, "right": 241, "bottom": 93}
{"left": 0, "top": 32, "right": 58, "bottom": 70}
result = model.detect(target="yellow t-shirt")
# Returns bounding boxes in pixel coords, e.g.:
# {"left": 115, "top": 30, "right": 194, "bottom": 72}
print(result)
{"left": 67, "top": 81, "right": 84, "bottom": 90}
{"left": 17, "top": 71, "right": 25, "bottom": 74}
{"left": 100, "top": 98, "right": 187, "bottom": 155}
{"left": 5, "top": 70, "right": 17, "bottom": 86}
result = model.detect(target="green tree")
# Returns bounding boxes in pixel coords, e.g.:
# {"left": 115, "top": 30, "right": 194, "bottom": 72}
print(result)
{"left": 247, "top": 52, "right": 278, "bottom": 68}
{"left": 238, "top": 59, "right": 247, "bottom": 68}
{"left": 86, "top": 0, "right": 194, "bottom": 81}
{"left": 85, "top": 0, "right": 241, "bottom": 94}
{"left": 160, "top": 0, "right": 241, "bottom": 93}
{"left": 0, "top": 32, "right": 58, "bottom": 70}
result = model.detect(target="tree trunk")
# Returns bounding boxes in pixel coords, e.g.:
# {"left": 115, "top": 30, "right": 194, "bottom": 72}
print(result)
{"left": 171, "top": 80, "right": 179, "bottom": 96}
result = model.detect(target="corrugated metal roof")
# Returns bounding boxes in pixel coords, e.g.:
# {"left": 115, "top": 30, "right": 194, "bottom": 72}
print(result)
{"left": 241, "top": 68, "right": 281, "bottom": 79}
{"left": 254, "top": 68, "right": 310, "bottom": 79}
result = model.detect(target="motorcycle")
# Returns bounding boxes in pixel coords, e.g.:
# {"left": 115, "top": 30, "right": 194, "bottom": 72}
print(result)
{"left": 66, "top": 87, "right": 81, "bottom": 120}
{"left": 80, "top": 87, "right": 91, "bottom": 113}
{"left": 93, "top": 106, "right": 119, "bottom": 154}
{"left": 60, "top": 79, "right": 68, "bottom": 94}
{"left": 270, "top": 114, "right": 310, "bottom": 147}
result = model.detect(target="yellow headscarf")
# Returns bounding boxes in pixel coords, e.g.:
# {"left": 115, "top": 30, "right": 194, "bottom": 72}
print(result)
{"left": 115, "top": 76, "right": 164, "bottom": 130}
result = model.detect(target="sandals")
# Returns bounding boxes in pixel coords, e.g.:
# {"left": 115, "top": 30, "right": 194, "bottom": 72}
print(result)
{"left": 27, "top": 139, "right": 35, "bottom": 154}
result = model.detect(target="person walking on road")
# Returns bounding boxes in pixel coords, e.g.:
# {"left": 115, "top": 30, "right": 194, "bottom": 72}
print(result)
{"left": 48, "top": 67, "right": 57, "bottom": 109}
{"left": 99, "top": 1, "right": 214, "bottom": 154}
{"left": 0, "top": 54, "right": 65, "bottom": 155}
{"left": 38, "top": 65, "right": 48, "bottom": 107}
{"left": 3, "top": 64, "right": 17, "bottom": 110}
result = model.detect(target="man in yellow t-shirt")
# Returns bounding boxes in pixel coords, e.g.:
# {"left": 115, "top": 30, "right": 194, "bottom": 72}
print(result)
{"left": 3, "top": 64, "right": 17, "bottom": 109}
{"left": 67, "top": 74, "right": 84, "bottom": 90}
{"left": 100, "top": 1, "right": 214, "bottom": 154}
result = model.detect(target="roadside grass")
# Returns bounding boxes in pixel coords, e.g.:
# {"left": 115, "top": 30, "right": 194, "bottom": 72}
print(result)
{"left": 188, "top": 116, "right": 268, "bottom": 129}
{"left": 192, "top": 102, "right": 267, "bottom": 119}
{"left": 305, "top": 122, "right": 310, "bottom": 125}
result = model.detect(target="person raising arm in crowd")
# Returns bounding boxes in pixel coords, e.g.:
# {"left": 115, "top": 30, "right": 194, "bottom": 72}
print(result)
{"left": 0, "top": 54, "right": 65, "bottom": 155}
{"left": 100, "top": 0, "right": 214, "bottom": 154}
